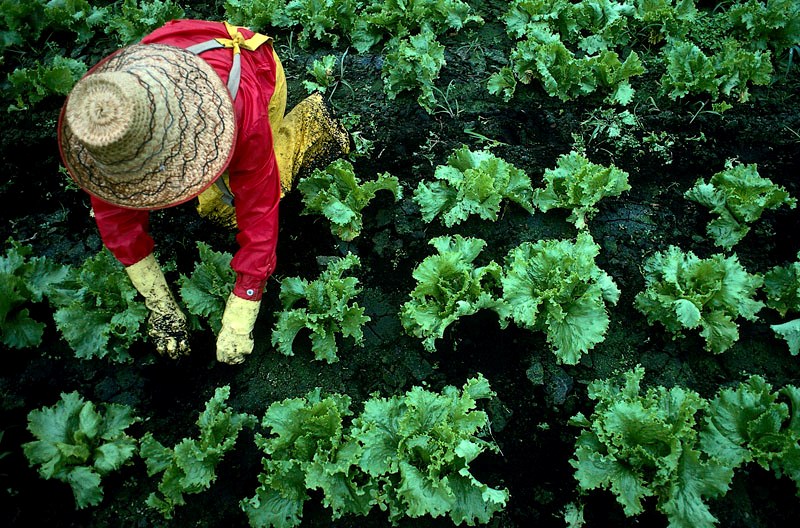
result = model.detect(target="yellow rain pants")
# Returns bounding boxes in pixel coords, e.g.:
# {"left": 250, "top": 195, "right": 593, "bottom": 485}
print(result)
{"left": 196, "top": 49, "right": 350, "bottom": 228}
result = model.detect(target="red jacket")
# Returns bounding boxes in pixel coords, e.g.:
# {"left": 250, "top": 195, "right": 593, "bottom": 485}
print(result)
{"left": 91, "top": 19, "right": 280, "bottom": 301}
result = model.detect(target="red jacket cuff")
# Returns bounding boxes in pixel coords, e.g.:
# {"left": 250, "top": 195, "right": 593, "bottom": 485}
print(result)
{"left": 233, "top": 273, "right": 268, "bottom": 301}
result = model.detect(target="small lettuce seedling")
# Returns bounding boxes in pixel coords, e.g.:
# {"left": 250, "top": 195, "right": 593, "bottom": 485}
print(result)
{"left": 23, "top": 391, "right": 138, "bottom": 509}
{"left": 500, "top": 232, "right": 620, "bottom": 364}
{"left": 685, "top": 161, "right": 796, "bottom": 250}
{"left": 0, "top": 238, "right": 69, "bottom": 349}
{"left": 532, "top": 150, "right": 631, "bottom": 230}
{"left": 298, "top": 158, "right": 401, "bottom": 241}
{"left": 414, "top": 146, "right": 535, "bottom": 227}
{"left": 140, "top": 386, "right": 255, "bottom": 519}
{"left": 634, "top": 246, "right": 764, "bottom": 353}
{"left": 271, "top": 253, "right": 370, "bottom": 363}
{"left": 400, "top": 235, "right": 503, "bottom": 352}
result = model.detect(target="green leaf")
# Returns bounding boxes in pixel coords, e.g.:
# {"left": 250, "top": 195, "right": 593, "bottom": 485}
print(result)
{"left": 772, "top": 319, "right": 800, "bottom": 356}
{"left": 178, "top": 241, "right": 235, "bottom": 333}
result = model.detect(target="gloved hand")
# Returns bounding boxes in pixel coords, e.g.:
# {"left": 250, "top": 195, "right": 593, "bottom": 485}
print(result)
{"left": 216, "top": 293, "right": 261, "bottom": 364}
{"left": 125, "top": 254, "right": 190, "bottom": 359}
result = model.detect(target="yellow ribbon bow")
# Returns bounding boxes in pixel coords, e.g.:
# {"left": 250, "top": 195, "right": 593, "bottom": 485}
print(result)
{"left": 215, "top": 21, "right": 271, "bottom": 55}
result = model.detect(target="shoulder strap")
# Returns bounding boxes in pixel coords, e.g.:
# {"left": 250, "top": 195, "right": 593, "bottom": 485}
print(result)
{"left": 185, "top": 22, "right": 272, "bottom": 206}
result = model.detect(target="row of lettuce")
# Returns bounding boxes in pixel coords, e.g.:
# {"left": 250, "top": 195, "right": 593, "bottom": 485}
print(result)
{"left": 3, "top": 144, "right": 798, "bottom": 364}
{"left": 3, "top": 0, "right": 799, "bottom": 113}
{"left": 20, "top": 365, "right": 800, "bottom": 527}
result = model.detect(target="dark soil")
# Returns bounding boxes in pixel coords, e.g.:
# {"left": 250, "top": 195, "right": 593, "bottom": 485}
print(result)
{"left": 2, "top": 3, "right": 800, "bottom": 528}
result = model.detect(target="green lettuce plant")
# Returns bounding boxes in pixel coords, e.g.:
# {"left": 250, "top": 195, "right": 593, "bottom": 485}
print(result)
{"left": 271, "top": 253, "right": 370, "bottom": 363}
{"left": 532, "top": 150, "right": 631, "bottom": 230}
{"left": 49, "top": 248, "right": 148, "bottom": 362}
{"left": 634, "top": 246, "right": 764, "bottom": 353}
{"left": 350, "top": 374, "right": 508, "bottom": 525}
{"left": 178, "top": 241, "right": 235, "bottom": 333}
{"left": 684, "top": 161, "right": 796, "bottom": 250}
{"left": 140, "top": 386, "right": 256, "bottom": 519}
{"left": 297, "top": 158, "right": 401, "bottom": 241}
{"left": 23, "top": 391, "right": 138, "bottom": 509}
{"left": 764, "top": 252, "right": 800, "bottom": 355}
{"left": 569, "top": 366, "right": 734, "bottom": 528}
{"left": 660, "top": 40, "right": 773, "bottom": 102}
{"left": 700, "top": 375, "right": 800, "bottom": 493}
{"left": 499, "top": 232, "right": 620, "bottom": 365}
{"left": 0, "top": 238, "right": 69, "bottom": 349}
{"left": 302, "top": 54, "right": 338, "bottom": 93}
{"left": 242, "top": 388, "right": 370, "bottom": 528}
{"left": 243, "top": 375, "right": 507, "bottom": 528}
{"left": 413, "top": 146, "right": 535, "bottom": 227}
{"left": 351, "top": 0, "right": 483, "bottom": 53}
{"left": 382, "top": 30, "right": 446, "bottom": 113}
{"left": 399, "top": 235, "right": 503, "bottom": 352}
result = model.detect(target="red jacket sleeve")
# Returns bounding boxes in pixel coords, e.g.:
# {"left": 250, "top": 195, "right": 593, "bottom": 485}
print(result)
{"left": 228, "top": 115, "right": 280, "bottom": 301}
{"left": 91, "top": 196, "right": 154, "bottom": 266}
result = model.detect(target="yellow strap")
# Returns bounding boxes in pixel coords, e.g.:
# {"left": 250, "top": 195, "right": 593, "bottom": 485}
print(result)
{"left": 215, "top": 21, "right": 271, "bottom": 55}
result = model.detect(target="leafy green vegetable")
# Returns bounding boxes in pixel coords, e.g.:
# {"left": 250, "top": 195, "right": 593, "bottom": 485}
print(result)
{"left": 242, "top": 388, "right": 369, "bottom": 528}
{"left": 107, "top": 0, "right": 185, "bottom": 45}
{"left": 500, "top": 232, "right": 620, "bottom": 364}
{"left": 634, "top": 246, "right": 764, "bottom": 353}
{"left": 413, "top": 146, "right": 535, "bottom": 227}
{"left": 140, "top": 386, "right": 256, "bottom": 519}
{"left": 400, "top": 235, "right": 503, "bottom": 352}
{"left": 297, "top": 158, "right": 401, "bottom": 241}
{"left": 49, "top": 248, "right": 148, "bottom": 362}
{"left": 383, "top": 30, "right": 446, "bottom": 113}
{"left": 7, "top": 55, "right": 88, "bottom": 110}
{"left": 351, "top": 374, "right": 508, "bottom": 525}
{"left": 302, "top": 54, "right": 338, "bottom": 93}
{"left": 764, "top": 252, "right": 800, "bottom": 317}
{"left": 0, "top": 238, "right": 69, "bottom": 349}
{"left": 685, "top": 161, "right": 796, "bottom": 250}
{"left": 244, "top": 375, "right": 506, "bottom": 527}
{"left": 532, "top": 150, "right": 631, "bottom": 230}
{"left": 771, "top": 319, "right": 800, "bottom": 356}
{"left": 701, "top": 375, "right": 800, "bottom": 493}
{"left": 570, "top": 366, "right": 734, "bottom": 528}
{"left": 178, "top": 241, "right": 235, "bottom": 333}
{"left": 23, "top": 391, "right": 138, "bottom": 509}
{"left": 271, "top": 253, "right": 370, "bottom": 363}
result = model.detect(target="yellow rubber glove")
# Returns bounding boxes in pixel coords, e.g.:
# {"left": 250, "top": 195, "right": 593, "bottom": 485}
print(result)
{"left": 125, "top": 254, "right": 190, "bottom": 359}
{"left": 217, "top": 293, "right": 261, "bottom": 364}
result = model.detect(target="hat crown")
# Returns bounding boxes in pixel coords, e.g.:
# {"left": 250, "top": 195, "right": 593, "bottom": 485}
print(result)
{"left": 65, "top": 71, "right": 150, "bottom": 167}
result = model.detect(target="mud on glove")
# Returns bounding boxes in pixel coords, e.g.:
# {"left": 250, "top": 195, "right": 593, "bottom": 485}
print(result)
{"left": 125, "top": 254, "right": 190, "bottom": 359}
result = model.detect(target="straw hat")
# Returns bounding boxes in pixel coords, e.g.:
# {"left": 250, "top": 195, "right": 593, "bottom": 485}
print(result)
{"left": 58, "top": 44, "right": 236, "bottom": 210}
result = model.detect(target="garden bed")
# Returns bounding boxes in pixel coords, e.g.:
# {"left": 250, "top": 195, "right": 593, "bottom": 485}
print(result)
{"left": 2, "top": 1, "right": 800, "bottom": 527}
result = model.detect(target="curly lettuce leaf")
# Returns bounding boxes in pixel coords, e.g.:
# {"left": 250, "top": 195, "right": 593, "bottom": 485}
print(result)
{"left": 178, "top": 241, "right": 235, "bottom": 333}
{"left": 271, "top": 253, "right": 370, "bottom": 363}
{"left": 414, "top": 146, "right": 535, "bottom": 227}
{"left": 570, "top": 367, "right": 733, "bottom": 528}
{"left": 533, "top": 150, "right": 631, "bottom": 230}
{"left": 50, "top": 248, "right": 147, "bottom": 362}
{"left": 298, "top": 158, "right": 401, "bottom": 241}
{"left": 142, "top": 386, "right": 255, "bottom": 519}
{"left": 500, "top": 232, "right": 619, "bottom": 364}
{"left": 400, "top": 235, "right": 503, "bottom": 352}
{"left": 23, "top": 391, "right": 138, "bottom": 509}
{"left": 685, "top": 162, "right": 796, "bottom": 250}
{"left": 0, "top": 238, "right": 69, "bottom": 348}
{"left": 634, "top": 246, "right": 764, "bottom": 353}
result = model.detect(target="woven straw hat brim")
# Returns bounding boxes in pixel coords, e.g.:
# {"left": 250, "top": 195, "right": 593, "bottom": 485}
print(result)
{"left": 58, "top": 44, "right": 236, "bottom": 210}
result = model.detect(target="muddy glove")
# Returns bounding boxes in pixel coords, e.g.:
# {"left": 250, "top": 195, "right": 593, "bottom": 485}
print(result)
{"left": 216, "top": 293, "right": 261, "bottom": 364}
{"left": 125, "top": 254, "right": 190, "bottom": 359}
